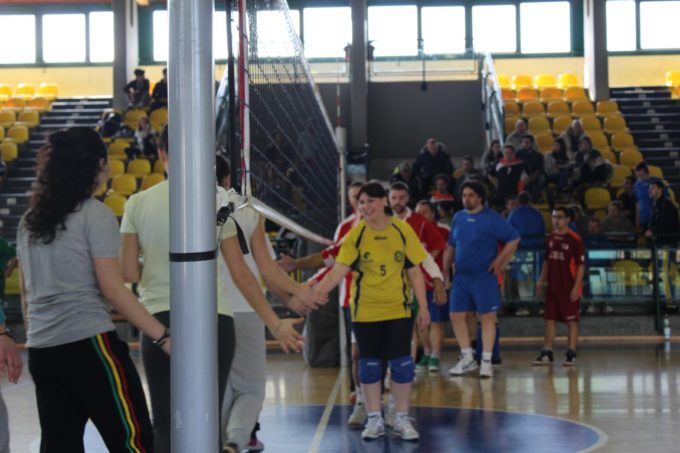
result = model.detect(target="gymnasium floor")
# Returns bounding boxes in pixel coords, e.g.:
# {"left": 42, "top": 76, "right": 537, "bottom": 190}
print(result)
{"left": 3, "top": 343, "right": 679, "bottom": 452}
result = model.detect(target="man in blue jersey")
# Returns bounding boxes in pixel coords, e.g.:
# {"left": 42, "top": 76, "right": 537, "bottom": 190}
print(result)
{"left": 443, "top": 181, "right": 520, "bottom": 378}
{"left": 634, "top": 162, "right": 665, "bottom": 229}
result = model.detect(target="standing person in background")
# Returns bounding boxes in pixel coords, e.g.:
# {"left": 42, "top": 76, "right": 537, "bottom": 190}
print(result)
{"left": 0, "top": 304, "right": 23, "bottom": 453}
{"left": 634, "top": 162, "right": 660, "bottom": 229}
{"left": 490, "top": 144, "right": 527, "bottom": 207}
{"left": 313, "top": 182, "right": 431, "bottom": 441}
{"left": 18, "top": 127, "right": 169, "bottom": 452}
{"left": 149, "top": 67, "right": 168, "bottom": 113}
{"left": 123, "top": 68, "right": 150, "bottom": 108}
{"left": 516, "top": 135, "right": 546, "bottom": 202}
{"left": 390, "top": 162, "right": 423, "bottom": 205}
{"left": 617, "top": 176, "right": 638, "bottom": 226}
{"left": 444, "top": 181, "right": 520, "bottom": 378}
{"left": 413, "top": 138, "right": 454, "bottom": 195}
{"left": 646, "top": 179, "right": 679, "bottom": 307}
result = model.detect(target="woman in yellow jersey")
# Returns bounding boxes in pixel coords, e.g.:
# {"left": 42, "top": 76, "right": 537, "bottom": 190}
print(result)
{"left": 314, "top": 181, "right": 430, "bottom": 442}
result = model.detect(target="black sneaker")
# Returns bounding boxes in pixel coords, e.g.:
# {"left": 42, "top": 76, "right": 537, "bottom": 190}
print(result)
{"left": 532, "top": 349, "right": 554, "bottom": 365}
{"left": 563, "top": 349, "right": 577, "bottom": 367}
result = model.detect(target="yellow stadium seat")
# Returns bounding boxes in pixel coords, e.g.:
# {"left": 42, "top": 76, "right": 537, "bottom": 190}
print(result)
{"left": 15, "top": 83, "right": 35, "bottom": 100}
{"left": 587, "top": 131, "right": 608, "bottom": 149}
{"left": 564, "top": 86, "right": 588, "bottom": 101}
{"left": 6, "top": 126, "right": 28, "bottom": 144}
{"left": 0, "top": 128, "right": 4, "bottom": 141}
{"left": 610, "top": 165, "right": 632, "bottom": 188}
{"left": 505, "top": 100, "right": 520, "bottom": 116}
{"left": 27, "top": 97, "right": 51, "bottom": 113}
{"left": 512, "top": 74, "right": 533, "bottom": 90}
{"left": 619, "top": 149, "right": 644, "bottom": 168}
{"left": 666, "top": 70, "right": 680, "bottom": 87}
{"left": 571, "top": 100, "right": 597, "bottom": 118}
{"left": 505, "top": 116, "right": 520, "bottom": 135}
{"left": 37, "top": 83, "right": 59, "bottom": 101}
{"left": 676, "top": 85, "right": 680, "bottom": 99}
{"left": 585, "top": 187, "right": 611, "bottom": 210}
{"left": 516, "top": 88, "right": 539, "bottom": 102}
{"left": 4, "top": 268, "right": 20, "bottom": 296}
{"left": 1, "top": 141, "right": 18, "bottom": 163}
{"left": 108, "top": 159, "right": 125, "bottom": 177}
{"left": 546, "top": 100, "right": 570, "bottom": 119}
{"left": 497, "top": 74, "right": 511, "bottom": 88}
{"left": 613, "top": 260, "right": 645, "bottom": 288}
{"left": 108, "top": 140, "right": 129, "bottom": 159}
{"left": 522, "top": 100, "right": 545, "bottom": 118}
{"left": 534, "top": 73, "right": 556, "bottom": 88}
{"left": 141, "top": 173, "right": 166, "bottom": 190}
{"left": 104, "top": 194, "right": 127, "bottom": 217}
{"left": 541, "top": 210, "right": 553, "bottom": 233}
{"left": 552, "top": 115, "right": 572, "bottom": 134}
{"left": 596, "top": 100, "right": 620, "bottom": 117}
{"left": 558, "top": 73, "right": 580, "bottom": 89}
{"left": 580, "top": 116, "right": 602, "bottom": 131}
{"left": 611, "top": 132, "right": 635, "bottom": 150}
{"left": 603, "top": 115, "right": 629, "bottom": 135}
{"left": 648, "top": 165, "right": 664, "bottom": 179}
{"left": 528, "top": 117, "right": 551, "bottom": 135}
{"left": 111, "top": 174, "right": 137, "bottom": 196}
{"left": 124, "top": 109, "right": 147, "bottom": 131}
{"left": 535, "top": 132, "right": 554, "bottom": 153}
{"left": 0, "top": 84, "right": 12, "bottom": 102}
{"left": 592, "top": 209, "right": 607, "bottom": 221}
{"left": 127, "top": 159, "right": 152, "bottom": 177}
{"left": 501, "top": 88, "right": 514, "bottom": 101}
{"left": 153, "top": 159, "right": 167, "bottom": 174}
{"left": 540, "top": 87, "right": 563, "bottom": 103}
{"left": 4, "top": 97, "right": 26, "bottom": 113}
{"left": 15, "top": 109, "right": 40, "bottom": 128}
{"left": 599, "top": 146, "right": 616, "bottom": 164}
{"left": 149, "top": 107, "right": 167, "bottom": 125}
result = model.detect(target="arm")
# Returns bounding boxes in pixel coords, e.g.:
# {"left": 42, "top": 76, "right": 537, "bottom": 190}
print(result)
{"left": 489, "top": 238, "right": 520, "bottom": 276}
{"left": 278, "top": 252, "right": 325, "bottom": 273}
{"left": 406, "top": 266, "right": 430, "bottom": 330}
{"left": 0, "top": 319, "right": 22, "bottom": 384}
{"left": 19, "top": 263, "right": 28, "bottom": 333}
{"left": 312, "top": 262, "right": 351, "bottom": 296}
{"left": 120, "top": 233, "right": 142, "bottom": 283}
{"left": 4, "top": 257, "right": 17, "bottom": 278}
{"left": 570, "top": 264, "right": 585, "bottom": 302}
{"left": 442, "top": 245, "right": 455, "bottom": 286}
{"left": 93, "top": 257, "right": 170, "bottom": 355}
{"left": 536, "top": 261, "right": 548, "bottom": 297}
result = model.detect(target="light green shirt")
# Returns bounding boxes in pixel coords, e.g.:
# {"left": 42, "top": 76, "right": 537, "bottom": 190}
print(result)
{"left": 121, "top": 181, "right": 233, "bottom": 316}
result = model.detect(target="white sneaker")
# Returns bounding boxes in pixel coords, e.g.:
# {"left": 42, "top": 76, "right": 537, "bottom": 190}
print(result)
{"left": 392, "top": 415, "right": 420, "bottom": 441}
{"left": 479, "top": 359, "right": 493, "bottom": 378}
{"left": 585, "top": 304, "right": 596, "bottom": 314}
{"left": 347, "top": 401, "right": 367, "bottom": 428}
{"left": 361, "top": 416, "right": 385, "bottom": 440}
{"left": 384, "top": 404, "right": 396, "bottom": 428}
{"left": 515, "top": 307, "right": 530, "bottom": 316}
{"left": 448, "top": 356, "right": 479, "bottom": 376}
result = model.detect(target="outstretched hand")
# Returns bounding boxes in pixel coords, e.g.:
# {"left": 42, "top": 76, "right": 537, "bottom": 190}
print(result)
{"left": 271, "top": 318, "right": 305, "bottom": 354}
{"left": 0, "top": 335, "right": 23, "bottom": 384}
{"left": 277, "top": 254, "right": 297, "bottom": 273}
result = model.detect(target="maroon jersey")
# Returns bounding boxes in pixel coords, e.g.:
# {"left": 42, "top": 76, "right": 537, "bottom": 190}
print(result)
{"left": 545, "top": 230, "right": 585, "bottom": 295}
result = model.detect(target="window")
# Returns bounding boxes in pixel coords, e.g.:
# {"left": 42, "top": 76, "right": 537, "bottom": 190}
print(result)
{"left": 520, "top": 2, "right": 571, "bottom": 53}
{"left": 368, "top": 5, "right": 418, "bottom": 57}
{"left": 472, "top": 5, "right": 517, "bottom": 53}
{"left": 606, "top": 0, "right": 636, "bottom": 52}
{"left": 640, "top": 1, "right": 680, "bottom": 49}
{"left": 0, "top": 15, "right": 36, "bottom": 64}
{"left": 89, "top": 12, "right": 114, "bottom": 63}
{"left": 43, "top": 14, "right": 86, "bottom": 63}
{"left": 153, "top": 10, "right": 169, "bottom": 62}
{"left": 303, "top": 7, "right": 351, "bottom": 59}
{"left": 255, "top": 10, "right": 301, "bottom": 58}
{"left": 214, "top": 11, "right": 228, "bottom": 60}
{"left": 421, "top": 6, "right": 466, "bottom": 55}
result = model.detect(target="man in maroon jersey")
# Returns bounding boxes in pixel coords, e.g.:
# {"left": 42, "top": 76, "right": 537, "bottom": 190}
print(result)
{"left": 533, "top": 206, "right": 585, "bottom": 367}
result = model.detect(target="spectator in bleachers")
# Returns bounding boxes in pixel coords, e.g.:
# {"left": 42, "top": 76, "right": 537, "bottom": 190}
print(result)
{"left": 568, "top": 205, "right": 590, "bottom": 238}
{"left": 618, "top": 176, "right": 637, "bottom": 226}
{"left": 500, "top": 196, "right": 518, "bottom": 220}
{"left": 126, "top": 117, "right": 158, "bottom": 160}
{"left": 634, "top": 162, "right": 657, "bottom": 229}
{"left": 413, "top": 138, "right": 454, "bottom": 195}
{"left": 481, "top": 140, "right": 502, "bottom": 184}
{"left": 436, "top": 202, "right": 454, "bottom": 226}
{"left": 516, "top": 135, "right": 546, "bottom": 202}
{"left": 578, "top": 138, "right": 611, "bottom": 187}
{"left": 601, "top": 201, "right": 635, "bottom": 243}
{"left": 559, "top": 119, "right": 585, "bottom": 152}
{"left": 491, "top": 144, "right": 527, "bottom": 206}
{"left": 455, "top": 155, "right": 484, "bottom": 192}
{"left": 124, "top": 68, "right": 151, "bottom": 108}
{"left": 430, "top": 174, "right": 456, "bottom": 204}
{"left": 390, "top": 161, "right": 423, "bottom": 205}
{"left": 585, "top": 218, "right": 609, "bottom": 246}
{"left": 149, "top": 67, "right": 168, "bottom": 113}
{"left": 544, "top": 137, "right": 574, "bottom": 193}
{"left": 505, "top": 120, "right": 527, "bottom": 151}
{"left": 647, "top": 179, "right": 679, "bottom": 246}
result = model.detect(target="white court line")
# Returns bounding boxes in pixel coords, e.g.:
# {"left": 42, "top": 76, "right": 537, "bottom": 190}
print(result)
{"left": 308, "top": 369, "right": 343, "bottom": 453}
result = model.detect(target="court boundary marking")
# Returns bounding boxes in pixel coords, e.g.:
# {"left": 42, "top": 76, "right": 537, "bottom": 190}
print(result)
{"left": 308, "top": 368, "right": 343, "bottom": 453}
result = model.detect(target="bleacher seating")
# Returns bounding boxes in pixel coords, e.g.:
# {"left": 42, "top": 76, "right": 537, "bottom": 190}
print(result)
{"left": 6, "top": 126, "right": 29, "bottom": 144}
{"left": 1, "top": 141, "right": 17, "bottom": 163}
{"left": 665, "top": 70, "right": 680, "bottom": 87}
{"left": 127, "top": 159, "right": 152, "bottom": 177}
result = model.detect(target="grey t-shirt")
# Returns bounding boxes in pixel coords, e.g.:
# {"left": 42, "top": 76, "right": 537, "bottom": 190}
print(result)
{"left": 17, "top": 198, "right": 118, "bottom": 348}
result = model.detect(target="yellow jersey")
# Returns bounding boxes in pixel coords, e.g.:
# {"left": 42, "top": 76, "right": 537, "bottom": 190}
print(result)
{"left": 335, "top": 217, "right": 428, "bottom": 322}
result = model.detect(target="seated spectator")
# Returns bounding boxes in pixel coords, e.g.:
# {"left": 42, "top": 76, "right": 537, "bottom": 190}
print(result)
{"left": 544, "top": 137, "right": 575, "bottom": 193}
{"left": 430, "top": 174, "right": 456, "bottom": 204}
{"left": 455, "top": 155, "right": 484, "bottom": 191}
{"left": 149, "top": 67, "right": 168, "bottom": 113}
{"left": 618, "top": 175, "right": 637, "bottom": 226}
{"left": 516, "top": 135, "right": 546, "bottom": 202}
{"left": 491, "top": 144, "right": 528, "bottom": 206}
{"left": 585, "top": 218, "right": 609, "bottom": 246}
{"left": 601, "top": 201, "right": 635, "bottom": 243}
{"left": 124, "top": 68, "right": 150, "bottom": 108}
{"left": 569, "top": 205, "right": 590, "bottom": 238}
{"left": 413, "top": 138, "right": 454, "bottom": 195}
{"left": 481, "top": 140, "right": 502, "bottom": 186}
{"left": 505, "top": 120, "right": 527, "bottom": 151}
{"left": 500, "top": 196, "right": 518, "bottom": 219}
{"left": 578, "top": 137, "right": 611, "bottom": 187}
{"left": 390, "top": 161, "right": 423, "bottom": 205}
{"left": 559, "top": 119, "right": 585, "bottom": 152}
{"left": 436, "top": 201, "right": 454, "bottom": 226}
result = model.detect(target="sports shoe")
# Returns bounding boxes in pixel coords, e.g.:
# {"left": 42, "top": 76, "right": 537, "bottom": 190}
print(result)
{"left": 347, "top": 401, "right": 367, "bottom": 428}
{"left": 563, "top": 349, "right": 577, "bottom": 367}
{"left": 515, "top": 307, "right": 530, "bottom": 316}
{"left": 532, "top": 349, "right": 554, "bottom": 365}
{"left": 416, "top": 354, "right": 430, "bottom": 369}
{"left": 384, "top": 404, "right": 396, "bottom": 428}
{"left": 585, "top": 304, "right": 597, "bottom": 314}
{"left": 428, "top": 356, "right": 440, "bottom": 372}
{"left": 479, "top": 359, "right": 493, "bottom": 378}
{"left": 603, "top": 304, "right": 614, "bottom": 314}
{"left": 245, "top": 437, "right": 264, "bottom": 452}
{"left": 392, "top": 415, "right": 420, "bottom": 441}
{"left": 361, "top": 416, "right": 385, "bottom": 440}
{"left": 448, "top": 355, "right": 479, "bottom": 376}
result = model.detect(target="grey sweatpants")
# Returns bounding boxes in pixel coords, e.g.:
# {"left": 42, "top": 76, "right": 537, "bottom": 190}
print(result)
{"left": 0, "top": 389, "right": 9, "bottom": 453}
{"left": 221, "top": 312, "right": 267, "bottom": 450}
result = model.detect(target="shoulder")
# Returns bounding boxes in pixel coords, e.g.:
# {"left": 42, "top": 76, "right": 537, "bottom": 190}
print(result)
{"left": 566, "top": 229, "right": 584, "bottom": 245}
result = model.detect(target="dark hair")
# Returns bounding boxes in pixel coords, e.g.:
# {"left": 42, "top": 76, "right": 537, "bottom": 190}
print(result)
{"left": 579, "top": 136, "right": 593, "bottom": 148}
{"left": 635, "top": 161, "right": 649, "bottom": 173}
{"left": 554, "top": 137, "right": 567, "bottom": 154}
{"left": 162, "top": 67, "right": 167, "bottom": 75}
{"left": 134, "top": 68, "right": 145, "bottom": 76}
{"left": 25, "top": 127, "right": 107, "bottom": 244}
{"left": 433, "top": 174, "right": 450, "bottom": 184}
{"left": 416, "top": 199, "right": 434, "bottom": 211}
{"left": 504, "top": 144, "right": 516, "bottom": 153}
{"left": 650, "top": 178, "right": 665, "bottom": 189}
{"left": 522, "top": 134, "right": 535, "bottom": 144}
{"left": 517, "top": 191, "right": 531, "bottom": 205}
{"left": 489, "top": 139, "right": 500, "bottom": 151}
{"left": 460, "top": 181, "right": 487, "bottom": 203}
{"left": 624, "top": 175, "right": 636, "bottom": 184}
{"left": 358, "top": 181, "right": 392, "bottom": 215}
{"left": 216, "top": 154, "right": 230, "bottom": 185}
{"left": 160, "top": 124, "right": 169, "bottom": 153}
{"left": 462, "top": 155, "right": 474, "bottom": 163}
{"left": 389, "top": 181, "right": 409, "bottom": 193}
{"left": 349, "top": 180, "right": 364, "bottom": 189}
{"left": 553, "top": 206, "right": 573, "bottom": 220}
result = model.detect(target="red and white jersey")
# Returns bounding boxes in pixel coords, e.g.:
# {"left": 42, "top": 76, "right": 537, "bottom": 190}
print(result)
{"left": 545, "top": 230, "right": 585, "bottom": 295}
{"left": 400, "top": 208, "right": 446, "bottom": 290}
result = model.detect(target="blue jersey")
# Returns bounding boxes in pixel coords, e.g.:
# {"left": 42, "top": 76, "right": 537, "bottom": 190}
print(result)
{"left": 508, "top": 206, "right": 545, "bottom": 249}
{"left": 449, "top": 208, "right": 520, "bottom": 274}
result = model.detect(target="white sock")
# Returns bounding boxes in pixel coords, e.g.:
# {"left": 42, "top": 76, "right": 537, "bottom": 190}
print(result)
{"left": 367, "top": 412, "right": 382, "bottom": 419}
{"left": 461, "top": 348, "right": 474, "bottom": 360}
{"left": 356, "top": 387, "right": 364, "bottom": 403}
{"left": 430, "top": 352, "right": 440, "bottom": 359}
{"left": 423, "top": 349, "right": 431, "bottom": 356}
{"left": 482, "top": 352, "right": 492, "bottom": 362}
{"left": 388, "top": 393, "right": 396, "bottom": 406}
{"left": 396, "top": 411, "right": 408, "bottom": 420}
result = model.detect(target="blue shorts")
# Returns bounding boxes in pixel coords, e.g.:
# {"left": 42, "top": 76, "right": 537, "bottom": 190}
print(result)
{"left": 427, "top": 290, "right": 449, "bottom": 323}
{"left": 450, "top": 272, "right": 501, "bottom": 315}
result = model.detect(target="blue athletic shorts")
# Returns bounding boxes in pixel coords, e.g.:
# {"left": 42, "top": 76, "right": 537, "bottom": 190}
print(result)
{"left": 450, "top": 272, "right": 501, "bottom": 315}
{"left": 427, "top": 290, "right": 449, "bottom": 323}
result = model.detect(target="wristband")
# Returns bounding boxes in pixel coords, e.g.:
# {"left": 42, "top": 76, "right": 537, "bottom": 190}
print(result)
{"left": 153, "top": 329, "right": 170, "bottom": 347}
{"left": 0, "top": 329, "right": 14, "bottom": 341}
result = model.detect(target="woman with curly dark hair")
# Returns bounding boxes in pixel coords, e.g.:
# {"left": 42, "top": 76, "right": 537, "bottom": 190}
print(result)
{"left": 17, "top": 127, "right": 169, "bottom": 452}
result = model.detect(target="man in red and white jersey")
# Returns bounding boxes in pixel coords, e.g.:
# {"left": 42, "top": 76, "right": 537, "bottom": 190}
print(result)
{"left": 533, "top": 206, "right": 585, "bottom": 367}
